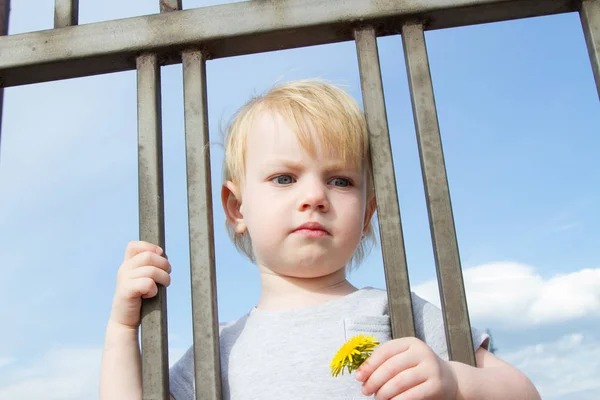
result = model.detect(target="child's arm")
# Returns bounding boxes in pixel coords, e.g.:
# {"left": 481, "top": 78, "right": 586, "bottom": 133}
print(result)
{"left": 450, "top": 348, "right": 540, "bottom": 400}
{"left": 355, "top": 337, "right": 541, "bottom": 400}
{"left": 99, "top": 241, "right": 173, "bottom": 400}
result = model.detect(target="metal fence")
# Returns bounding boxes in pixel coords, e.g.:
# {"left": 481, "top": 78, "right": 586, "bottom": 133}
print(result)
{"left": 1, "top": 1, "right": 598, "bottom": 399}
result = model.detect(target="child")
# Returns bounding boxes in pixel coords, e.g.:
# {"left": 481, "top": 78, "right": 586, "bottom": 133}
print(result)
{"left": 100, "top": 80, "right": 541, "bottom": 400}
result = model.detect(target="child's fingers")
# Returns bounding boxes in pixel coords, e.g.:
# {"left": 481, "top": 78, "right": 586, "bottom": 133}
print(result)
{"left": 122, "top": 251, "right": 171, "bottom": 273}
{"left": 370, "top": 365, "right": 425, "bottom": 400}
{"left": 389, "top": 379, "right": 430, "bottom": 400}
{"left": 130, "top": 277, "right": 159, "bottom": 299}
{"left": 124, "top": 240, "right": 163, "bottom": 261}
{"left": 356, "top": 338, "right": 413, "bottom": 382}
{"left": 360, "top": 352, "right": 419, "bottom": 397}
{"left": 129, "top": 266, "right": 171, "bottom": 289}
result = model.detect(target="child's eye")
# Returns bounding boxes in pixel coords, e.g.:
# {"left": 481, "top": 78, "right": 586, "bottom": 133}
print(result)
{"left": 329, "top": 177, "right": 351, "bottom": 187}
{"left": 272, "top": 175, "right": 295, "bottom": 185}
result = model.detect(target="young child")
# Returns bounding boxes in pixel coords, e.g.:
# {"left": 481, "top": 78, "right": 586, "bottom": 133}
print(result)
{"left": 100, "top": 80, "right": 541, "bottom": 400}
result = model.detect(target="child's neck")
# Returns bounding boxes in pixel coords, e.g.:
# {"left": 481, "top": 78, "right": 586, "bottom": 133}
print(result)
{"left": 256, "top": 267, "right": 357, "bottom": 311}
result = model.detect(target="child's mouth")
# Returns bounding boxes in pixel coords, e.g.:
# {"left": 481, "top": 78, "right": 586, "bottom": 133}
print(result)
{"left": 294, "top": 228, "right": 329, "bottom": 238}
{"left": 293, "top": 222, "right": 330, "bottom": 237}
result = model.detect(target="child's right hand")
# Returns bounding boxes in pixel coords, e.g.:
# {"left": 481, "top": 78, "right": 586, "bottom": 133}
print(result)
{"left": 109, "top": 241, "right": 172, "bottom": 329}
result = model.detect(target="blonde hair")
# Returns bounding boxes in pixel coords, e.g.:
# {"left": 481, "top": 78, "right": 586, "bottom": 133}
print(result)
{"left": 223, "top": 80, "right": 376, "bottom": 268}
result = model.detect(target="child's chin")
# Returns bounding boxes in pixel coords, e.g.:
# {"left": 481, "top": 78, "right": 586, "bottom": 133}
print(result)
{"left": 281, "top": 263, "right": 346, "bottom": 279}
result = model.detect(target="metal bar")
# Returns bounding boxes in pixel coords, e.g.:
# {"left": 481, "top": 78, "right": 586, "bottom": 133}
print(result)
{"left": 354, "top": 26, "right": 415, "bottom": 339}
{"left": 0, "top": 0, "right": 7, "bottom": 37}
{"left": 401, "top": 22, "right": 475, "bottom": 366}
{"left": 0, "top": 0, "right": 578, "bottom": 88}
{"left": 54, "top": 0, "right": 79, "bottom": 28}
{"left": 182, "top": 48, "right": 222, "bottom": 400}
{"left": 581, "top": 0, "right": 600, "bottom": 99}
{"left": 0, "top": 0, "right": 9, "bottom": 157}
{"left": 135, "top": 2, "right": 183, "bottom": 399}
{"left": 137, "top": 53, "right": 170, "bottom": 400}
{"left": 160, "top": 0, "right": 182, "bottom": 13}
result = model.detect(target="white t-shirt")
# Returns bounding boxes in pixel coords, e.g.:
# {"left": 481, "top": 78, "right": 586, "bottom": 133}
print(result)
{"left": 169, "top": 287, "right": 489, "bottom": 399}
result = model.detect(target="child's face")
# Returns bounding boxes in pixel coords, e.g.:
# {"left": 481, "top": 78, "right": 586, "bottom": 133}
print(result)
{"left": 233, "top": 111, "right": 372, "bottom": 278}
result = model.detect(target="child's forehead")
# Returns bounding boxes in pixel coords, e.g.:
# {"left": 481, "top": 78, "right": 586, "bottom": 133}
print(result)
{"left": 247, "top": 110, "right": 363, "bottom": 165}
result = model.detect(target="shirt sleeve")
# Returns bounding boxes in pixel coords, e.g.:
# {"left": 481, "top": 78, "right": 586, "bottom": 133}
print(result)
{"left": 411, "top": 292, "right": 490, "bottom": 361}
{"left": 169, "top": 346, "right": 195, "bottom": 400}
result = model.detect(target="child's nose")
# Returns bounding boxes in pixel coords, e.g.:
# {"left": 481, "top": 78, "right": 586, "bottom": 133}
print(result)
{"left": 298, "top": 182, "right": 330, "bottom": 212}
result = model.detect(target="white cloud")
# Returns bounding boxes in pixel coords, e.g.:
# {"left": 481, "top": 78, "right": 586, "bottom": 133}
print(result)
{"left": 0, "top": 348, "right": 102, "bottom": 400}
{"left": 0, "top": 346, "right": 188, "bottom": 400}
{"left": 413, "top": 262, "right": 600, "bottom": 327}
{"left": 502, "top": 333, "right": 600, "bottom": 400}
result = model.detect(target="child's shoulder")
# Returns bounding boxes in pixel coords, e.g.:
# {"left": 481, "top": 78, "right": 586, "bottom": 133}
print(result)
{"left": 353, "top": 286, "right": 439, "bottom": 315}
{"left": 218, "top": 313, "right": 249, "bottom": 336}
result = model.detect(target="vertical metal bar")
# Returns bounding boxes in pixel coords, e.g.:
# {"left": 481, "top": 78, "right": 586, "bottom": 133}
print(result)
{"left": 581, "top": 0, "right": 600, "bottom": 99}
{"left": 0, "top": 0, "right": 9, "bottom": 157}
{"left": 137, "top": 53, "right": 170, "bottom": 400}
{"left": 182, "top": 49, "right": 222, "bottom": 400}
{"left": 132, "top": 2, "right": 181, "bottom": 400}
{"left": 354, "top": 26, "right": 416, "bottom": 339}
{"left": 401, "top": 22, "right": 475, "bottom": 366}
{"left": 54, "top": 0, "right": 78, "bottom": 28}
{"left": 160, "top": 0, "right": 182, "bottom": 13}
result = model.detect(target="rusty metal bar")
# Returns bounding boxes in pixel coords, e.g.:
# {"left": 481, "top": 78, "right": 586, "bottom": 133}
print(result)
{"left": 137, "top": 53, "right": 170, "bottom": 400}
{"left": 401, "top": 22, "right": 475, "bottom": 366}
{"left": 160, "top": 0, "right": 182, "bottom": 13}
{"left": 0, "top": 0, "right": 9, "bottom": 156}
{"left": 581, "top": 0, "right": 600, "bottom": 99}
{"left": 354, "top": 26, "right": 415, "bottom": 340}
{"left": 54, "top": 0, "right": 79, "bottom": 28}
{"left": 0, "top": 0, "right": 578, "bottom": 88}
{"left": 182, "top": 49, "right": 222, "bottom": 400}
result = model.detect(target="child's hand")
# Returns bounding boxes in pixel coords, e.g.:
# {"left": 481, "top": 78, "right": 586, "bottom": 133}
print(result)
{"left": 355, "top": 337, "right": 458, "bottom": 400}
{"left": 109, "top": 241, "right": 171, "bottom": 329}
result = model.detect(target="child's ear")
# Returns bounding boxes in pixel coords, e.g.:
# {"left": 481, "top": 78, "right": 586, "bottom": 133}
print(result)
{"left": 363, "top": 196, "right": 377, "bottom": 233}
{"left": 221, "top": 181, "right": 247, "bottom": 234}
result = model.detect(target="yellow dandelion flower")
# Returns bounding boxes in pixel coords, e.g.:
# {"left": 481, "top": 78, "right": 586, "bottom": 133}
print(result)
{"left": 330, "top": 334, "right": 379, "bottom": 377}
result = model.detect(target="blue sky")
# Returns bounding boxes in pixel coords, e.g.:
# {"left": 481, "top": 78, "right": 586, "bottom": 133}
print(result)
{"left": 0, "top": 1, "right": 599, "bottom": 399}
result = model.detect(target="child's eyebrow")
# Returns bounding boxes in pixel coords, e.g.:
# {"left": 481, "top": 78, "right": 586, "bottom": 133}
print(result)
{"left": 262, "top": 159, "right": 305, "bottom": 171}
{"left": 263, "top": 159, "right": 360, "bottom": 174}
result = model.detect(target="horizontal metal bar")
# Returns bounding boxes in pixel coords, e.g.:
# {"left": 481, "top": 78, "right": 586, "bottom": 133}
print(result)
{"left": 0, "top": 0, "right": 578, "bottom": 87}
{"left": 137, "top": 53, "right": 170, "bottom": 400}
{"left": 182, "top": 49, "right": 222, "bottom": 400}
{"left": 354, "top": 26, "right": 415, "bottom": 340}
{"left": 581, "top": 0, "right": 600, "bottom": 99}
{"left": 54, "top": 0, "right": 79, "bottom": 28}
{"left": 401, "top": 22, "right": 475, "bottom": 366}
